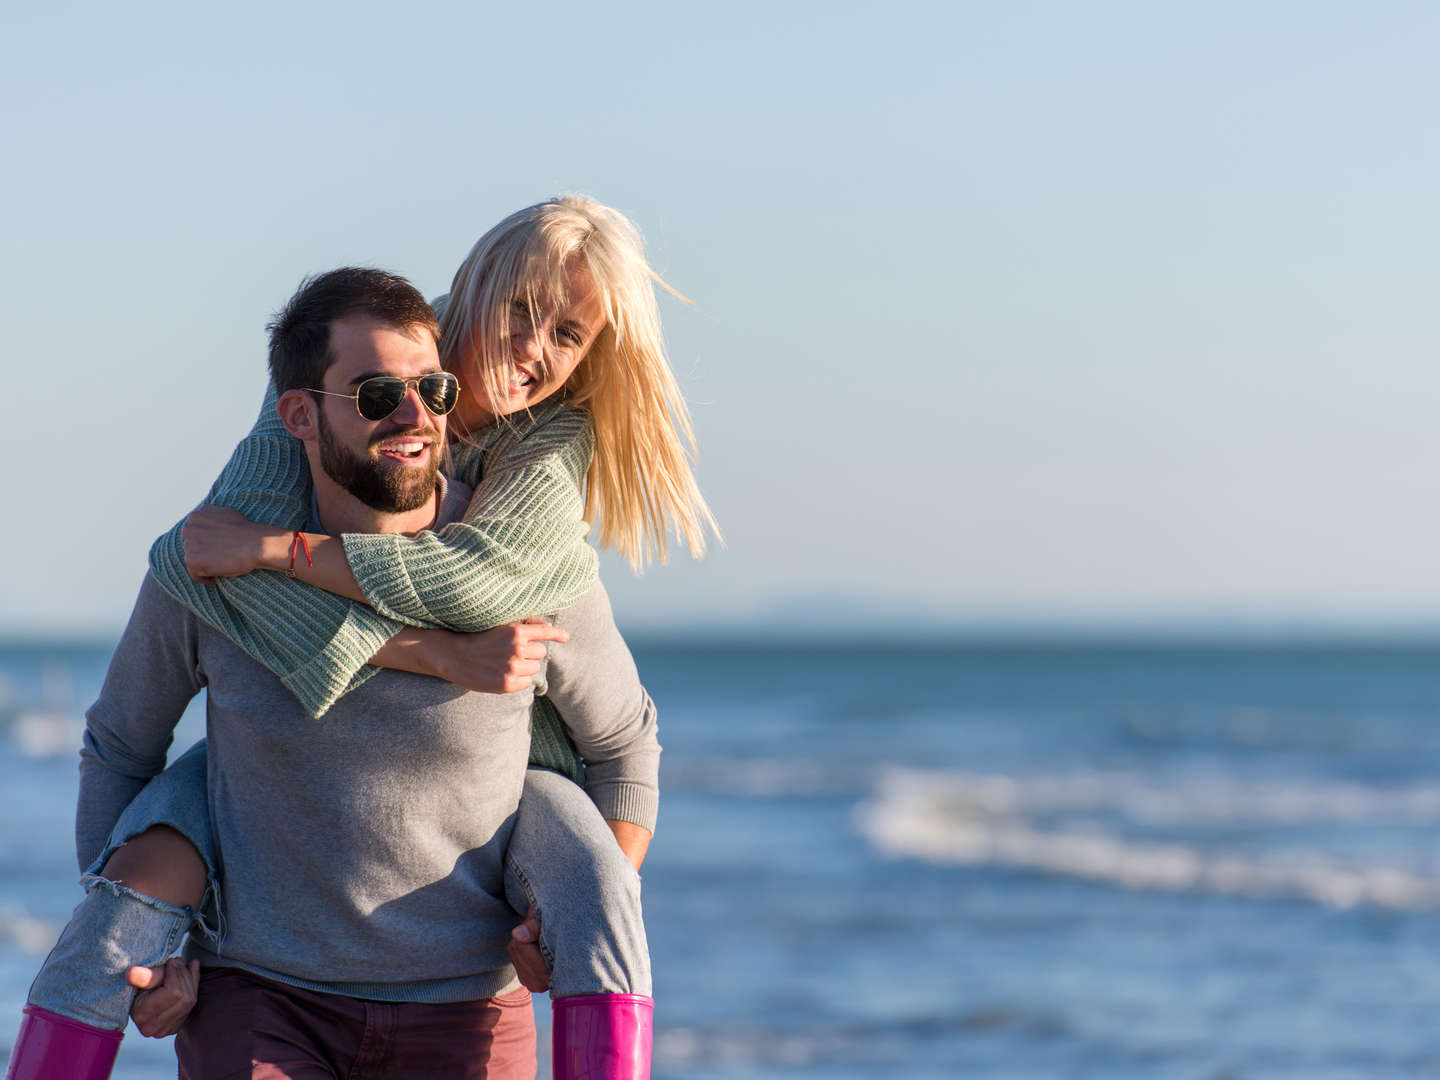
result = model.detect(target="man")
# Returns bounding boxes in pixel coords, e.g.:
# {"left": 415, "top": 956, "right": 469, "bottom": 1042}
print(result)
{"left": 10, "top": 268, "right": 655, "bottom": 1079}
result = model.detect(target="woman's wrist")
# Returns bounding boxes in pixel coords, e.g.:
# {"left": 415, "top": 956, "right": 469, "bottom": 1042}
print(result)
{"left": 371, "top": 628, "right": 448, "bottom": 680}
{"left": 256, "top": 528, "right": 303, "bottom": 572}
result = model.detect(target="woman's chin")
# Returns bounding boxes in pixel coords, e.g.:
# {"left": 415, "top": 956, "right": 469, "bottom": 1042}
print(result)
{"left": 492, "top": 387, "right": 558, "bottom": 417}
{"left": 458, "top": 383, "right": 560, "bottom": 427}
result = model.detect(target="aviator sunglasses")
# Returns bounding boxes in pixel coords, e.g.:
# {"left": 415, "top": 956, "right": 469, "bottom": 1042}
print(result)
{"left": 307, "top": 372, "right": 461, "bottom": 422}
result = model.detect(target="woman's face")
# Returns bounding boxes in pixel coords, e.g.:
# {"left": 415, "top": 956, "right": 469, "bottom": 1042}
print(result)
{"left": 467, "top": 264, "right": 607, "bottom": 420}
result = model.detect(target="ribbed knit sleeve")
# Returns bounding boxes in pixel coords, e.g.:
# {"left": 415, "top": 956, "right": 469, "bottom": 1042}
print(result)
{"left": 341, "top": 405, "right": 599, "bottom": 629}
{"left": 148, "top": 388, "right": 601, "bottom": 718}
{"left": 147, "top": 384, "right": 398, "bottom": 714}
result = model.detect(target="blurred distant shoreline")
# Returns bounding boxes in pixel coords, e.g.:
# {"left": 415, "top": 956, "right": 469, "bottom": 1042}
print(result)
{"left": 13, "top": 621, "right": 1440, "bottom": 652}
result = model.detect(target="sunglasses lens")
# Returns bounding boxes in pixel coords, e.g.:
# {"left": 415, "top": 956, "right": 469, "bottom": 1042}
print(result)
{"left": 419, "top": 374, "right": 460, "bottom": 416}
{"left": 354, "top": 379, "right": 408, "bottom": 421}
{"left": 349, "top": 374, "right": 459, "bottom": 421}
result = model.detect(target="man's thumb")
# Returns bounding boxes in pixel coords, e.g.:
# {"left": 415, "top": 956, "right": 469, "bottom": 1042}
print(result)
{"left": 126, "top": 964, "right": 164, "bottom": 990}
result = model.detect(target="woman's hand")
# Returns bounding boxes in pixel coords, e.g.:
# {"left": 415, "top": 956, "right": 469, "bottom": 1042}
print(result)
{"left": 371, "top": 618, "right": 570, "bottom": 694}
{"left": 182, "top": 506, "right": 287, "bottom": 584}
{"left": 433, "top": 619, "right": 571, "bottom": 693}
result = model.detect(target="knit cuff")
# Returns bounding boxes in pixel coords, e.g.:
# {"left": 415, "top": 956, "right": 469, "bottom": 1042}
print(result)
{"left": 342, "top": 531, "right": 427, "bottom": 624}
{"left": 279, "top": 606, "right": 398, "bottom": 716}
{"left": 585, "top": 781, "right": 659, "bottom": 834}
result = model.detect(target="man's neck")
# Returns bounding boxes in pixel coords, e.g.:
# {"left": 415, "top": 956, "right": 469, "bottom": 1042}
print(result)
{"left": 310, "top": 471, "right": 439, "bottom": 537}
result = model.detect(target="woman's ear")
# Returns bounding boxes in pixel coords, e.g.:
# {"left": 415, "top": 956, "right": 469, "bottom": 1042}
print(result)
{"left": 276, "top": 390, "right": 320, "bottom": 441}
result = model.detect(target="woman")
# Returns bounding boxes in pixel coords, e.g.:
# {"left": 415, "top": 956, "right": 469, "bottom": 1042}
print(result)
{"left": 9, "top": 196, "right": 716, "bottom": 1080}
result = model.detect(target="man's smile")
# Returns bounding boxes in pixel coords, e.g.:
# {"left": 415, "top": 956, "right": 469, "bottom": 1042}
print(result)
{"left": 371, "top": 432, "right": 436, "bottom": 465}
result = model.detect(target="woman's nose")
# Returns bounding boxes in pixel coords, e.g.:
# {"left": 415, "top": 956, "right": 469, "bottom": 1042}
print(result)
{"left": 510, "top": 323, "right": 543, "bottom": 359}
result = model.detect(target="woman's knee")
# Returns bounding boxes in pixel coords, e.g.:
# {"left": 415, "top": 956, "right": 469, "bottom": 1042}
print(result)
{"left": 98, "top": 826, "right": 207, "bottom": 910}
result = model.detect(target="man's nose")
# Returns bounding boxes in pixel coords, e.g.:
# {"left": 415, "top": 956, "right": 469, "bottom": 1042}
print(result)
{"left": 387, "top": 385, "right": 431, "bottom": 427}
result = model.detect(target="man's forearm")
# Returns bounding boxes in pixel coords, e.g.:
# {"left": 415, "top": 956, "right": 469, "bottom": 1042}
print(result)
{"left": 606, "top": 819, "right": 651, "bottom": 872}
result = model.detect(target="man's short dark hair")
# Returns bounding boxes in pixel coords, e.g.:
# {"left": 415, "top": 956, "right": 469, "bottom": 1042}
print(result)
{"left": 266, "top": 267, "right": 441, "bottom": 394}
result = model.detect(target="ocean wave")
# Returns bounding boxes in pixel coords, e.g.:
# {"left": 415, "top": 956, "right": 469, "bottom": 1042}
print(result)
{"left": 0, "top": 905, "right": 59, "bottom": 954}
{"left": 660, "top": 756, "right": 873, "bottom": 797}
{"left": 856, "top": 768, "right": 1440, "bottom": 909}
{"left": 652, "top": 1006, "right": 1064, "bottom": 1069}
{"left": 5, "top": 711, "right": 82, "bottom": 759}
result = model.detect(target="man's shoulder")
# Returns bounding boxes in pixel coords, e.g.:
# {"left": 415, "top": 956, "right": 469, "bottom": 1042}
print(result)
{"left": 487, "top": 403, "right": 595, "bottom": 469}
{"left": 548, "top": 579, "right": 614, "bottom": 633}
{"left": 89, "top": 571, "right": 210, "bottom": 708}
{"left": 134, "top": 570, "right": 200, "bottom": 629}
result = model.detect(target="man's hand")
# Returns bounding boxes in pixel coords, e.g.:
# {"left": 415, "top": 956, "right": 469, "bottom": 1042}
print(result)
{"left": 507, "top": 907, "right": 550, "bottom": 992}
{"left": 126, "top": 958, "right": 200, "bottom": 1037}
{"left": 181, "top": 506, "right": 283, "bottom": 584}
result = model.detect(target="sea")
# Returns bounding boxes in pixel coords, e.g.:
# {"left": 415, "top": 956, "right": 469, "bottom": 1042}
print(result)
{"left": 5, "top": 635, "right": 1440, "bottom": 1079}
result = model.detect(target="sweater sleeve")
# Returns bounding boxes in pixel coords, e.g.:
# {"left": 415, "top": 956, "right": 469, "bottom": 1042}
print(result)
{"left": 538, "top": 581, "right": 661, "bottom": 832}
{"left": 341, "top": 406, "right": 600, "bottom": 630}
{"left": 147, "top": 383, "right": 403, "bottom": 715}
{"left": 149, "top": 391, "right": 600, "bottom": 717}
{"left": 77, "top": 575, "right": 205, "bottom": 871}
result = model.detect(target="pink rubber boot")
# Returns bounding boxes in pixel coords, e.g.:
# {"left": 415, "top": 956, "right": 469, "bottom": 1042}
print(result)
{"left": 3, "top": 1005, "right": 123, "bottom": 1080}
{"left": 552, "top": 994, "right": 653, "bottom": 1080}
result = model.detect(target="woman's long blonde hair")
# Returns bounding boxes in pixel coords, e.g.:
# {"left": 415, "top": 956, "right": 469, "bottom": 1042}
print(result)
{"left": 437, "top": 195, "right": 718, "bottom": 569}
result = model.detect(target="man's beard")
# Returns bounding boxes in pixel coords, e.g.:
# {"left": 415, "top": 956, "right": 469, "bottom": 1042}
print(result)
{"left": 316, "top": 412, "right": 440, "bottom": 514}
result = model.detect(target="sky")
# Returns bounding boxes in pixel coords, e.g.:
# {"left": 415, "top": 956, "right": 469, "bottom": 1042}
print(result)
{"left": 4, "top": 1, "right": 1440, "bottom": 635}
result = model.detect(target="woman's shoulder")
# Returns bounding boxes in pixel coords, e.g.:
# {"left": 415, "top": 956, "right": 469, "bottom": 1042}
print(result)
{"left": 517, "top": 399, "right": 593, "bottom": 444}
{"left": 510, "top": 400, "right": 593, "bottom": 450}
{"left": 463, "top": 401, "right": 595, "bottom": 482}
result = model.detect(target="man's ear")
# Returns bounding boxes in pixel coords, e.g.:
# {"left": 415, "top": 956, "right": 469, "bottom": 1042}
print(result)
{"left": 276, "top": 389, "right": 320, "bottom": 440}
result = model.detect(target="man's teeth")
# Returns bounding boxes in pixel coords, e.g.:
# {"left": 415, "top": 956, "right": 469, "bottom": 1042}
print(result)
{"left": 379, "top": 441, "right": 425, "bottom": 454}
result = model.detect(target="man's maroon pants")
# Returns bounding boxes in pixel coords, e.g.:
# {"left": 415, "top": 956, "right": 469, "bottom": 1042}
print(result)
{"left": 176, "top": 967, "right": 536, "bottom": 1079}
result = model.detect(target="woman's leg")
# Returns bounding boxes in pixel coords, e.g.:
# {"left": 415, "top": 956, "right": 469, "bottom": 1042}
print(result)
{"left": 503, "top": 767, "right": 650, "bottom": 997}
{"left": 24, "top": 827, "right": 204, "bottom": 1030}
{"left": 503, "top": 767, "right": 652, "bottom": 1080}
{"left": 6, "top": 744, "right": 214, "bottom": 1080}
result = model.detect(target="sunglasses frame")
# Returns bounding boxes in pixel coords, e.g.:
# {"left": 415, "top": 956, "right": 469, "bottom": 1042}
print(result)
{"left": 307, "top": 373, "right": 460, "bottom": 422}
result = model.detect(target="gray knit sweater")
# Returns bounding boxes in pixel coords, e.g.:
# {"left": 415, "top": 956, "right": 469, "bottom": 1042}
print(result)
{"left": 148, "top": 385, "right": 600, "bottom": 783}
{"left": 78, "top": 573, "right": 657, "bottom": 1003}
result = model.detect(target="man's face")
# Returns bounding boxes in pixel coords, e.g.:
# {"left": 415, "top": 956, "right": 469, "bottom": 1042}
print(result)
{"left": 314, "top": 314, "right": 446, "bottom": 514}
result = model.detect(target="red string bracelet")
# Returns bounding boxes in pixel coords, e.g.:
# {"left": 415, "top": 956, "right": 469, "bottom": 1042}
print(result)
{"left": 287, "top": 531, "right": 313, "bottom": 579}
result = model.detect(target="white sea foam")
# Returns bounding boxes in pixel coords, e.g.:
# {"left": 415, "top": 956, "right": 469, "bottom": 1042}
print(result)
{"left": 856, "top": 768, "right": 1440, "bottom": 910}
{"left": 660, "top": 756, "right": 871, "bottom": 796}
{"left": 8, "top": 711, "right": 82, "bottom": 759}
{"left": 0, "top": 905, "right": 59, "bottom": 954}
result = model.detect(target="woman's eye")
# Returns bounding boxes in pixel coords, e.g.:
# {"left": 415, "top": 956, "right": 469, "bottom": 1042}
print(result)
{"left": 555, "top": 327, "right": 582, "bottom": 347}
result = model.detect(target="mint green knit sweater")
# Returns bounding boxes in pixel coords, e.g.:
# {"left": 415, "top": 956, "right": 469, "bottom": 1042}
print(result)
{"left": 148, "top": 385, "right": 599, "bottom": 781}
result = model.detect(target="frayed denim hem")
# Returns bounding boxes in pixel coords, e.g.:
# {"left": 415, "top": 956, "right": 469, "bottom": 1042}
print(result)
{"left": 84, "top": 838, "right": 225, "bottom": 952}
{"left": 26, "top": 875, "right": 195, "bottom": 1029}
